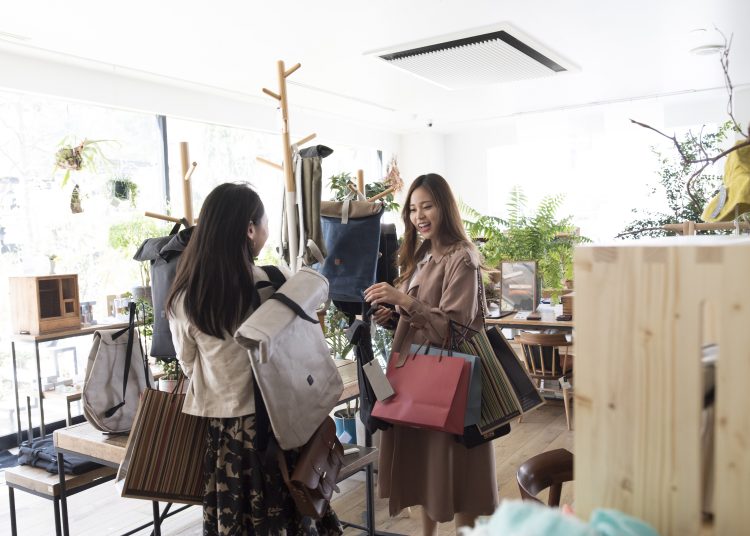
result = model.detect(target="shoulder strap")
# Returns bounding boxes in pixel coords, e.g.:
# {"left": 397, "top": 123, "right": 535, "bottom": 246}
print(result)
{"left": 104, "top": 301, "right": 137, "bottom": 418}
{"left": 259, "top": 265, "right": 286, "bottom": 291}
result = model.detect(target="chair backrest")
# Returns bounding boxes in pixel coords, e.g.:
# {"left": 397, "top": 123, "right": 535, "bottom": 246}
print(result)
{"left": 516, "top": 331, "right": 572, "bottom": 377}
{"left": 517, "top": 448, "right": 574, "bottom": 507}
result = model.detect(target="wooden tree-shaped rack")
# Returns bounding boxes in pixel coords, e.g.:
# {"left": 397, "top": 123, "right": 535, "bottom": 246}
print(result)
{"left": 145, "top": 141, "right": 197, "bottom": 226}
{"left": 256, "top": 60, "right": 317, "bottom": 273}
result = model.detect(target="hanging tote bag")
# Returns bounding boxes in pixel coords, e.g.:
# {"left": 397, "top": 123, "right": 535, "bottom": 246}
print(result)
{"left": 371, "top": 347, "right": 471, "bottom": 435}
{"left": 82, "top": 302, "right": 154, "bottom": 433}
{"left": 234, "top": 267, "right": 344, "bottom": 450}
{"left": 116, "top": 382, "right": 208, "bottom": 504}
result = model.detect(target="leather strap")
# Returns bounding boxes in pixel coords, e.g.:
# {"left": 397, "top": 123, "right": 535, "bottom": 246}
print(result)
{"left": 269, "top": 293, "right": 319, "bottom": 324}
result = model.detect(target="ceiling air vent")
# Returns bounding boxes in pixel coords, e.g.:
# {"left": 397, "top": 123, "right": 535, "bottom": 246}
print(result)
{"left": 368, "top": 23, "right": 575, "bottom": 90}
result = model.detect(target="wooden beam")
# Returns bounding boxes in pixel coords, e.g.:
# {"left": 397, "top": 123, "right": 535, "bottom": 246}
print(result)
{"left": 144, "top": 211, "right": 181, "bottom": 224}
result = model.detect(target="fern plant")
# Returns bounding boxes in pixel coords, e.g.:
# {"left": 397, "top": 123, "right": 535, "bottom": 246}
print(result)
{"left": 461, "top": 186, "right": 588, "bottom": 300}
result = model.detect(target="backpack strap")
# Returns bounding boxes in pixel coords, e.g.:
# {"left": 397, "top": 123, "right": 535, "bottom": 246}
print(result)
{"left": 104, "top": 301, "right": 137, "bottom": 418}
{"left": 259, "top": 265, "right": 286, "bottom": 291}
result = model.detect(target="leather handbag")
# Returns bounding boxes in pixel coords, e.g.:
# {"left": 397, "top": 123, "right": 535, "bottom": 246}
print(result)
{"left": 116, "top": 383, "right": 207, "bottom": 504}
{"left": 82, "top": 302, "right": 153, "bottom": 433}
{"left": 234, "top": 267, "right": 344, "bottom": 449}
{"left": 371, "top": 347, "right": 471, "bottom": 435}
{"left": 276, "top": 416, "right": 344, "bottom": 519}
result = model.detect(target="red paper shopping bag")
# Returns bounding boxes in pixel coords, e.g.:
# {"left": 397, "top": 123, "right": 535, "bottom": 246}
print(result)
{"left": 371, "top": 351, "right": 470, "bottom": 435}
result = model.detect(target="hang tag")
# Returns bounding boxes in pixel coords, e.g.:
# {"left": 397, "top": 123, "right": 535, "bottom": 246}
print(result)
{"left": 363, "top": 361, "right": 395, "bottom": 401}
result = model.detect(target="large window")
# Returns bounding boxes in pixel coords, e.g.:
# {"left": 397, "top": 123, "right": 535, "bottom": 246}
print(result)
{"left": 0, "top": 90, "right": 384, "bottom": 445}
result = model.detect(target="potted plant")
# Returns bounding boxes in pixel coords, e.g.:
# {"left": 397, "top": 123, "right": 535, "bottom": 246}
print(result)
{"left": 156, "top": 358, "right": 186, "bottom": 393}
{"left": 54, "top": 138, "right": 111, "bottom": 187}
{"left": 462, "top": 187, "right": 589, "bottom": 305}
{"left": 108, "top": 174, "right": 138, "bottom": 207}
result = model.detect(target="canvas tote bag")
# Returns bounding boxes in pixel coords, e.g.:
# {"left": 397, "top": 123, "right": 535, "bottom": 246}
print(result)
{"left": 116, "top": 382, "right": 207, "bottom": 504}
{"left": 83, "top": 302, "right": 154, "bottom": 433}
{"left": 234, "top": 267, "right": 344, "bottom": 450}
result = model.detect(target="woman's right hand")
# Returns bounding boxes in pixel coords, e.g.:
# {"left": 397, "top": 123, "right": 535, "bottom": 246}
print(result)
{"left": 372, "top": 305, "right": 395, "bottom": 328}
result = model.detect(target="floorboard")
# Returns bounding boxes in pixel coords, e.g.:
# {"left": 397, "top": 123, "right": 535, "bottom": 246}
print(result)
{"left": 0, "top": 404, "right": 573, "bottom": 535}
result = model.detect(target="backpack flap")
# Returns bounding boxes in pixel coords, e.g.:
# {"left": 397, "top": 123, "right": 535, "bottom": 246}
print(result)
{"left": 291, "top": 417, "right": 343, "bottom": 496}
{"left": 235, "top": 267, "right": 329, "bottom": 363}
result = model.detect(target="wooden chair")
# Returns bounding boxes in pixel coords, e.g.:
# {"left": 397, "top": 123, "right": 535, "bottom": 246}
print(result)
{"left": 516, "top": 331, "right": 574, "bottom": 430}
{"left": 517, "top": 448, "right": 574, "bottom": 506}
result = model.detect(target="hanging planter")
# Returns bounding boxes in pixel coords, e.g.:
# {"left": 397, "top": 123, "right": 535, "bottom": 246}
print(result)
{"left": 54, "top": 138, "right": 111, "bottom": 187}
{"left": 109, "top": 175, "right": 139, "bottom": 207}
{"left": 70, "top": 184, "right": 83, "bottom": 214}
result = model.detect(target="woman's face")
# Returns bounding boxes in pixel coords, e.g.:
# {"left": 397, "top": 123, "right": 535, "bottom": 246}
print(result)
{"left": 409, "top": 186, "right": 440, "bottom": 241}
{"left": 248, "top": 212, "right": 269, "bottom": 258}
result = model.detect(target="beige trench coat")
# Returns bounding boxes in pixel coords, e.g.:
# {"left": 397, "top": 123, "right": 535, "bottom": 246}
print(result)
{"left": 378, "top": 244, "right": 498, "bottom": 522}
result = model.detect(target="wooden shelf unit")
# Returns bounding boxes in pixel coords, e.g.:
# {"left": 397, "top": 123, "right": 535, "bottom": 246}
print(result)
{"left": 10, "top": 274, "right": 81, "bottom": 335}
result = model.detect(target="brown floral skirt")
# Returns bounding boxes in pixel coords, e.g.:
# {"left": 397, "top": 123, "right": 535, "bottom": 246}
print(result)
{"left": 203, "top": 415, "right": 342, "bottom": 536}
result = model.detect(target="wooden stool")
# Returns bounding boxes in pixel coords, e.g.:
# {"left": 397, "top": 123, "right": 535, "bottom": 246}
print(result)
{"left": 5, "top": 464, "right": 116, "bottom": 536}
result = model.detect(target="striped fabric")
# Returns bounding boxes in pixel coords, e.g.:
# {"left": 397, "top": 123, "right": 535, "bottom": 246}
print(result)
{"left": 119, "top": 388, "right": 208, "bottom": 505}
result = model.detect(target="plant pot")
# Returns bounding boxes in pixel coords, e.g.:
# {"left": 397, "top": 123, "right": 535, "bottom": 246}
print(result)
{"left": 113, "top": 180, "right": 130, "bottom": 200}
{"left": 158, "top": 378, "right": 187, "bottom": 393}
{"left": 333, "top": 409, "right": 357, "bottom": 443}
{"left": 131, "top": 285, "right": 152, "bottom": 304}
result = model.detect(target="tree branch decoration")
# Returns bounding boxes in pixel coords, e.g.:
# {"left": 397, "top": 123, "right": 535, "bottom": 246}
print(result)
{"left": 629, "top": 30, "right": 749, "bottom": 209}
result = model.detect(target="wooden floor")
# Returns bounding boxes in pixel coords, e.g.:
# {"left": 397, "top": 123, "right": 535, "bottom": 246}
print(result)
{"left": 0, "top": 404, "right": 572, "bottom": 535}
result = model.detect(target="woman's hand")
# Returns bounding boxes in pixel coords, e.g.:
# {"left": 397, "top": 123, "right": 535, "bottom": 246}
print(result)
{"left": 364, "top": 282, "right": 408, "bottom": 309}
{"left": 372, "top": 305, "right": 395, "bottom": 328}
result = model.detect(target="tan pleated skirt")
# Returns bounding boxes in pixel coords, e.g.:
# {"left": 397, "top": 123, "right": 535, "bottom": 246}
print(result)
{"left": 377, "top": 424, "right": 498, "bottom": 522}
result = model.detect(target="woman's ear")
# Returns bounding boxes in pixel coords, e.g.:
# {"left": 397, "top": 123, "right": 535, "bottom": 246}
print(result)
{"left": 247, "top": 222, "right": 255, "bottom": 241}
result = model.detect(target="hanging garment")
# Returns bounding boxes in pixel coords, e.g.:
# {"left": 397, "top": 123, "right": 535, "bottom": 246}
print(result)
{"left": 280, "top": 145, "right": 333, "bottom": 270}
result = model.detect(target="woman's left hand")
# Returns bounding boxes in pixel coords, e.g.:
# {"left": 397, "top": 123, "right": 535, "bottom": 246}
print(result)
{"left": 364, "top": 282, "right": 407, "bottom": 308}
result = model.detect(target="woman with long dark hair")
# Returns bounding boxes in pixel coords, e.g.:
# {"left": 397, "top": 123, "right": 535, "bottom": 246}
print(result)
{"left": 167, "top": 182, "right": 342, "bottom": 536}
{"left": 365, "top": 173, "right": 498, "bottom": 536}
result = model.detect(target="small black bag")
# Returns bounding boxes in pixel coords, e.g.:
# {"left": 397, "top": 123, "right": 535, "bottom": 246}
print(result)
{"left": 18, "top": 437, "right": 101, "bottom": 475}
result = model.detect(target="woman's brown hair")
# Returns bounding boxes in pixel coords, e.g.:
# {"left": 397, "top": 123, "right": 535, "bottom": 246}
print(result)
{"left": 166, "top": 182, "right": 265, "bottom": 338}
{"left": 395, "top": 173, "right": 477, "bottom": 287}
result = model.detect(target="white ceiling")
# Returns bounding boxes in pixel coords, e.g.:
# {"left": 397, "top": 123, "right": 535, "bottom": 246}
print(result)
{"left": 1, "top": 0, "right": 748, "bottom": 133}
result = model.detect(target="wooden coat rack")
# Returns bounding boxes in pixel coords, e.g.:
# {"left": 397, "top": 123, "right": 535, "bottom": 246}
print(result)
{"left": 145, "top": 141, "right": 197, "bottom": 225}
{"left": 256, "top": 60, "right": 319, "bottom": 273}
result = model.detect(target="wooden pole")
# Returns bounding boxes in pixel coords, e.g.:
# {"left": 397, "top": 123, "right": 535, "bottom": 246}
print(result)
{"left": 144, "top": 211, "right": 181, "bottom": 224}
{"left": 179, "top": 142, "right": 195, "bottom": 225}
{"left": 277, "top": 61, "right": 295, "bottom": 194}
{"left": 277, "top": 60, "right": 299, "bottom": 271}
{"left": 367, "top": 186, "right": 395, "bottom": 203}
{"left": 357, "top": 169, "right": 364, "bottom": 194}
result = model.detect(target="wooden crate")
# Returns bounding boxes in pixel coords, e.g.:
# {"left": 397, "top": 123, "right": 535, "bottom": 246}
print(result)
{"left": 574, "top": 237, "right": 750, "bottom": 535}
{"left": 9, "top": 274, "right": 80, "bottom": 335}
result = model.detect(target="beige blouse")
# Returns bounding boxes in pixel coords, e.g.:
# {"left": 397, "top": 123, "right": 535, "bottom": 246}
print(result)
{"left": 168, "top": 264, "right": 290, "bottom": 418}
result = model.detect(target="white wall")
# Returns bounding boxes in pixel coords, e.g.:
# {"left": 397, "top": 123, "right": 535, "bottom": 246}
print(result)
{"left": 0, "top": 48, "right": 401, "bottom": 155}
{"left": 435, "top": 88, "right": 749, "bottom": 242}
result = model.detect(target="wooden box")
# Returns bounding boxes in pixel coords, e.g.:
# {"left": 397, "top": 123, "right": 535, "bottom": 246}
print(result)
{"left": 9, "top": 274, "right": 81, "bottom": 335}
{"left": 574, "top": 237, "right": 750, "bottom": 535}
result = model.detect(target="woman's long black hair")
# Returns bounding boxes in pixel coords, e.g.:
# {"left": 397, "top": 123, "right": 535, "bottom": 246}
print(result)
{"left": 166, "top": 182, "right": 265, "bottom": 338}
